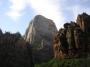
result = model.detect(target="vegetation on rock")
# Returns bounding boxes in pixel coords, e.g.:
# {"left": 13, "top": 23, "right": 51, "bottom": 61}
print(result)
{"left": 0, "top": 30, "right": 34, "bottom": 67}
{"left": 53, "top": 13, "right": 90, "bottom": 59}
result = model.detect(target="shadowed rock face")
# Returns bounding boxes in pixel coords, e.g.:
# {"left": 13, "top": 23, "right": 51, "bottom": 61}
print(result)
{"left": 24, "top": 15, "right": 57, "bottom": 63}
{"left": 0, "top": 29, "right": 3, "bottom": 36}
{"left": 53, "top": 13, "right": 90, "bottom": 59}
{"left": 0, "top": 30, "right": 34, "bottom": 67}
{"left": 77, "top": 13, "right": 90, "bottom": 32}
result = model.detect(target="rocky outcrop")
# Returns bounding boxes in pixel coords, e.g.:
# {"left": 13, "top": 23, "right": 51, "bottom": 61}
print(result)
{"left": 53, "top": 13, "right": 90, "bottom": 59}
{"left": 24, "top": 15, "right": 57, "bottom": 63}
{"left": 0, "top": 30, "right": 34, "bottom": 67}
{"left": 0, "top": 29, "right": 3, "bottom": 36}
{"left": 77, "top": 13, "right": 90, "bottom": 32}
{"left": 76, "top": 13, "right": 90, "bottom": 53}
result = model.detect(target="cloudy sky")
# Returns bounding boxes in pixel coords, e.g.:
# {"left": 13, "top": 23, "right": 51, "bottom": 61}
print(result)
{"left": 0, "top": 0, "right": 90, "bottom": 35}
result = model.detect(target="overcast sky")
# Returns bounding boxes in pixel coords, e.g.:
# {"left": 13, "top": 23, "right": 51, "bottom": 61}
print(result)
{"left": 0, "top": 0, "right": 90, "bottom": 35}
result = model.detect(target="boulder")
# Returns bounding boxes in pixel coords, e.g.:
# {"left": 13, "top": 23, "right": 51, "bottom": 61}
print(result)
{"left": 24, "top": 15, "right": 57, "bottom": 63}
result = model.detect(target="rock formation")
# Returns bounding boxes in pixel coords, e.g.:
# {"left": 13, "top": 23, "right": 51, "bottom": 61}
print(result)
{"left": 77, "top": 13, "right": 90, "bottom": 32}
{"left": 0, "top": 30, "right": 34, "bottom": 67}
{"left": 0, "top": 29, "right": 3, "bottom": 36}
{"left": 24, "top": 15, "right": 57, "bottom": 63}
{"left": 53, "top": 13, "right": 90, "bottom": 59}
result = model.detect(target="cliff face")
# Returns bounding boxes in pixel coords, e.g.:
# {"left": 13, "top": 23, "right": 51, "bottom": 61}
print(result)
{"left": 53, "top": 13, "right": 90, "bottom": 59}
{"left": 0, "top": 30, "right": 34, "bottom": 67}
{"left": 0, "top": 29, "right": 3, "bottom": 36}
{"left": 24, "top": 15, "right": 57, "bottom": 63}
{"left": 77, "top": 13, "right": 90, "bottom": 32}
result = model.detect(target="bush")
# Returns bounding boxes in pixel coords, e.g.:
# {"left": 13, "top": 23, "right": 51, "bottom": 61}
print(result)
{"left": 35, "top": 58, "right": 90, "bottom": 67}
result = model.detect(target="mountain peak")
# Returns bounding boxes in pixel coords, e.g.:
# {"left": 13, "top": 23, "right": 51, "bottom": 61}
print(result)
{"left": 24, "top": 15, "right": 57, "bottom": 63}
{"left": 33, "top": 15, "right": 53, "bottom": 22}
{"left": 34, "top": 15, "right": 47, "bottom": 19}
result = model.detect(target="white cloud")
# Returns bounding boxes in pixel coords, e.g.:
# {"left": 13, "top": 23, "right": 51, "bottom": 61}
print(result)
{"left": 72, "top": 5, "right": 90, "bottom": 21}
{"left": 6, "top": 0, "right": 26, "bottom": 21}
{"left": 6, "top": 0, "right": 90, "bottom": 30}
{"left": 6, "top": 11, "right": 21, "bottom": 21}
{"left": 7, "top": 0, "right": 65, "bottom": 29}
{"left": 60, "top": 0, "right": 90, "bottom": 22}
{"left": 27, "top": 0, "right": 65, "bottom": 29}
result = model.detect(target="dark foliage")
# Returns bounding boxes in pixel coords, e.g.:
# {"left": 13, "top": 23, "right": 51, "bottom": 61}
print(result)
{"left": 0, "top": 30, "right": 34, "bottom": 67}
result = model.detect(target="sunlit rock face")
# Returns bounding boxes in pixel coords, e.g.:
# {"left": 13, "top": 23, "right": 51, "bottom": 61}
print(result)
{"left": 53, "top": 13, "right": 90, "bottom": 59}
{"left": 24, "top": 15, "right": 57, "bottom": 63}
{"left": 77, "top": 13, "right": 90, "bottom": 32}
{"left": 76, "top": 13, "right": 90, "bottom": 54}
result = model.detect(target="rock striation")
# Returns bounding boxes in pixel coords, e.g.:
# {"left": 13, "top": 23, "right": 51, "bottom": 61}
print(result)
{"left": 24, "top": 15, "right": 57, "bottom": 63}
{"left": 53, "top": 13, "right": 90, "bottom": 59}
